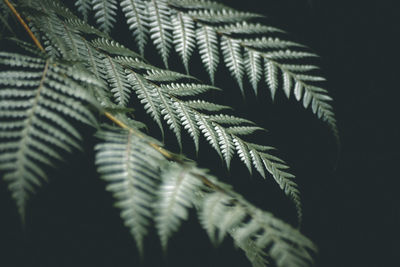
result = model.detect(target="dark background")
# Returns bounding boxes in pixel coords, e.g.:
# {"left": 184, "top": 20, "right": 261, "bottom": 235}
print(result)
{"left": 0, "top": 0, "right": 397, "bottom": 266}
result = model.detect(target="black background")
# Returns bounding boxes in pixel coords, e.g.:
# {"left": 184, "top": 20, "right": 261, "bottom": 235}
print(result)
{"left": 0, "top": 0, "right": 397, "bottom": 266}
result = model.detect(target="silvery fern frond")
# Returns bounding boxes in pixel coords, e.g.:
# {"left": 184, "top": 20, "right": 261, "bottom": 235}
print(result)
{"left": 95, "top": 126, "right": 164, "bottom": 254}
{"left": 0, "top": 52, "right": 98, "bottom": 222}
{"left": 0, "top": 1, "right": 334, "bottom": 266}
{"left": 92, "top": 0, "right": 117, "bottom": 34}
{"left": 172, "top": 12, "right": 196, "bottom": 73}
{"left": 75, "top": 0, "right": 91, "bottom": 21}
{"left": 147, "top": 0, "right": 172, "bottom": 67}
{"left": 74, "top": 0, "right": 337, "bottom": 138}
{"left": 154, "top": 163, "right": 204, "bottom": 250}
{"left": 120, "top": 0, "right": 148, "bottom": 55}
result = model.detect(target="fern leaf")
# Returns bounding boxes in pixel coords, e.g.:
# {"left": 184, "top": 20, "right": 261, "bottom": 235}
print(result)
{"left": 226, "top": 126, "right": 264, "bottom": 136}
{"left": 282, "top": 72, "right": 292, "bottom": 98}
{"left": 174, "top": 101, "right": 200, "bottom": 152}
{"left": 196, "top": 25, "right": 219, "bottom": 84}
{"left": 218, "top": 22, "right": 284, "bottom": 35}
{"left": 184, "top": 100, "right": 230, "bottom": 112}
{"left": 91, "top": 38, "right": 141, "bottom": 58}
{"left": 161, "top": 83, "right": 220, "bottom": 97}
{"left": 169, "top": 0, "right": 231, "bottom": 10}
{"left": 261, "top": 50, "right": 318, "bottom": 61}
{"left": 147, "top": 0, "right": 172, "bottom": 68}
{"left": 156, "top": 87, "right": 182, "bottom": 148}
{"left": 196, "top": 114, "right": 221, "bottom": 157}
{"left": 172, "top": 12, "right": 196, "bottom": 73}
{"left": 208, "top": 114, "right": 254, "bottom": 126}
{"left": 120, "top": 0, "right": 148, "bottom": 55}
{"left": 75, "top": 0, "right": 91, "bottom": 21}
{"left": 233, "top": 137, "right": 252, "bottom": 174}
{"left": 261, "top": 154, "right": 302, "bottom": 223}
{"left": 92, "top": 0, "right": 117, "bottom": 34}
{"left": 154, "top": 163, "right": 203, "bottom": 250}
{"left": 0, "top": 53, "right": 97, "bottom": 222}
{"left": 245, "top": 49, "right": 262, "bottom": 94}
{"left": 126, "top": 71, "right": 164, "bottom": 134}
{"left": 214, "top": 124, "right": 234, "bottom": 169}
{"left": 103, "top": 55, "right": 132, "bottom": 106}
{"left": 144, "top": 68, "right": 195, "bottom": 82}
{"left": 199, "top": 187, "right": 316, "bottom": 267}
{"left": 188, "top": 9, "right": 263, "bottom": 23}
{"left": 95, "top": 127, "right": 164, "bottom": 254}
{"left": 264, "top": 60, "right": 279, "bottom": 100}
{"left": 243, "top": 37, "right": 305, "bottom": 50}
{"left": 221, "top": 36, "right": 244, "bottom": 94}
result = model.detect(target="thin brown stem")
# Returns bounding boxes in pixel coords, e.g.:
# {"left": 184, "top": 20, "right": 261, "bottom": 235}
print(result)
{"left": 4, "top": 0, "right": 45, "bottom": 52}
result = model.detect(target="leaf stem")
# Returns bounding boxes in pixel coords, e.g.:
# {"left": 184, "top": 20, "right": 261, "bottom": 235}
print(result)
{"left": 3, "top": 0, "right": 45, "bottom": 52}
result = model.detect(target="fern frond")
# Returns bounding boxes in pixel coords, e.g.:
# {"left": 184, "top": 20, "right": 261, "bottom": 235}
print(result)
{"left": 198, "top": 177, "right": 316, "bottom": 267}
{"left": 126, "top": 71, "right": 164, "bottom": 134}
{"left": 120, "top": 0, "right": 148, "bottom": 55}
{"left": 0, "top": 52, "right": 98, "bottom": 221}
{"left": 91, "top": 38, "right": 141, "bottom": 58}
{"left": 172, "top": 12, "right": 196, "bottom": 73}
{"left": 161, "top": 83, "right": 220, "bottom": 97}
{"left": 92, "top": 0, "right": 117, "bottom": 34}
{"left": 196, "top": 25, "right": 219, "bottom": 84}
{"left": 75, "top": 0, "right": 91, "bottom": 21}
{"left": 169, "top": 0, "right": 231, "bottom": 10}
{"left": 188, "top": 9, "right": 263, "bottom": 23}
{"left": 218, "top": 22, "right": 284, "bottom": 35}
{"left": 95, "top": 126, "right": 164, "bottom": 254}
{"left": 154, "top": 163, "right": 203, "bottom": 250}
{"left": 144, "top": 68, "right": 195, "bottom": 82}
{"left": 242, "top": 37, "right": 305, "bottom": 50}
{"left": 102, "top": 55, "right": 132, "bottom": 106}
{"left": 264, "top": 60, "right": 279, "bottom": 100}
{"left": 147, "top": 0, "right": 172, "bottom": 68}
{"left": 221, "top": 35, "right": 244, "bottom": 94}
{"left": 245, "top": 49, "right": 262, "bottom": 94}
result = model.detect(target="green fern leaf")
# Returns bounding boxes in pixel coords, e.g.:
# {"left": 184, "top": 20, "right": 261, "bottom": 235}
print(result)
{"left": 188, "top": 9, "right": 262, "bottom": 23}
{"left": 147, "top": 0, "right": 172, "bottom": 68}
{"left": 0, "top": 53, "right": 98, "bottom": 222}
{"left": 154, "top": 163, "right": 203, "bottom": 250}
{"left": 75, "top": 0, "right": 91, "bottom": 21}
{"left": 245, "top": 49, "right": 262, "bottom": 94}
{"left": 92, "top": 0, "right": 117, "bottom": 34}
{"left": 218, "top": 22, "right": 284, "bottom": 35}
{"left": 172, "top": 12, "right": 196, "bottom": 73}
{"left": 120, "top": 0, "right": 148, "bottom": 55}
{"left": 95, "top": 127, "right": 164, "bottom": 254}
{"left": 196, "top": 25, "right": 219, "bottom": 84}
{"left": 221, "top": 35, "right": 244, "bottom": 94}
{"left": 103, "top": 55, "right": 132, "bottom": 106}
{"left": 160, "top": 83, "right": 220, "bottom": 97}
{"left": 126, "top": 71, "right": 164, "bottom": 134}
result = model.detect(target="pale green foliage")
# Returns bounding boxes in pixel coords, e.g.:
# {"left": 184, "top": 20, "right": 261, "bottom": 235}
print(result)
{"left": 0, "top": 52, "right": 98, "bottom": 222}
{"left": 95, "top": 127, "right": 164, "bottom": 254}
{"left": 0, "top": 0, "right": 336, "bottom": 266}
{"left": 76, "top": 0, "right": 337, "bottom": 137}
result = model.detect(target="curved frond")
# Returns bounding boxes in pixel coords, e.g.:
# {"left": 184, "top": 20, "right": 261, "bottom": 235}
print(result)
{"left": 0, "top": 52, "right": 98, "bottom": 222}
{"left": 95, "top": 126, "right": 164, "bottom": 254}
{"left": 154, "top": 163, "right": 203, "bottom": 250}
